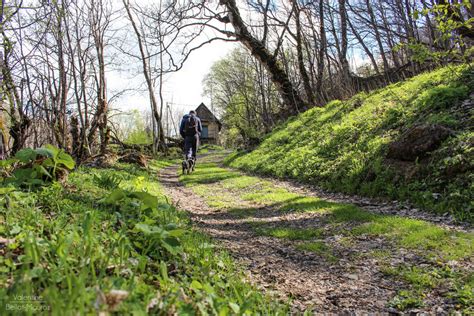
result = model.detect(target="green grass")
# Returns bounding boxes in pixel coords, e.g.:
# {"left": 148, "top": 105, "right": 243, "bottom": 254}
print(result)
{"left": 191, "top": 184, "right": 241, "bottom": 209}
{"left": 383, "top": 265, "right": 473, "bottom": 311}
{"left": 0, "top": 160, "right": 287, "bottom": 314}
{"left": 242, "top": 188, "right": 300, "bottom": 204}
{"left": 199, "top": 144, "right": 225, "bottom": 154}
{"left": 352, "top": 216, "right": 473, "bottom": 261}
{"left": 180, "top": 163, "right": 241, "bottom": 186}
{"left": 225, "top": 65, "right": 474, "bottom": 222}
{"left": 221, "top": 176, "right": 262, "bottom": 190}
{"left": 296, "top": 241, "right": 338, "bottom": 263}
{"left": 389, "top": 290, "right": 425, "bottom": 310}
{"left": 253, "top": 224, "right": 323, "bottom": 240}
{"left": 181, "top": 158, "right": 474, "bottom": 310}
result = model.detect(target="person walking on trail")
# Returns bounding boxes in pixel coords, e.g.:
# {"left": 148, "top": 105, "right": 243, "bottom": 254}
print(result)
{"left": 179, "top": 110, "right": 202, "bottom": 161}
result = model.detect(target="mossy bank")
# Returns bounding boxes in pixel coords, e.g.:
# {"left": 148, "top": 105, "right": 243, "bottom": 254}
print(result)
{"left": 225, "top": 65, "right": 473, "bottom": 223}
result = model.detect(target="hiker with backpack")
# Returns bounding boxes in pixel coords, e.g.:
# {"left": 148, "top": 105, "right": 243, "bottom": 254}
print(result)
{"left": 179, "top": 110, "right": 202, "bottom": 163}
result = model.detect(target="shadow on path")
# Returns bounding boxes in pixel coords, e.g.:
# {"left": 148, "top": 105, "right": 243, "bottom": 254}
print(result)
{"left": 158, "top": 153, "right": 402, "bottom": 314}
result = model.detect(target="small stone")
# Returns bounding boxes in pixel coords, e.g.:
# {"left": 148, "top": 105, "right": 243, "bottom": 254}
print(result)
{"left": 376, "top": 300, "right": 386, "bottom": 307}
{"left": 346, "top": 273, "right": 358, "bottom": 280}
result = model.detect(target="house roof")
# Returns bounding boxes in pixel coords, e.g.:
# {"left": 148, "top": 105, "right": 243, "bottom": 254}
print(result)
{"left": 195, "top": 103, "right": 222, "bottom": 130}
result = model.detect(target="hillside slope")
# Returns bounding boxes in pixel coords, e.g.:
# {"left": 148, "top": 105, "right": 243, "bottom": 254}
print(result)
{"left": 226, "top": 65, "right": 473, "bottom": 222}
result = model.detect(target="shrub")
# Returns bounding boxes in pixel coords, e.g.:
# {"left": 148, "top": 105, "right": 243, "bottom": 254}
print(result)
{"left": 3, "top": 145, "right": 75, "bottom": 188}
{"left": 93, "top": 172, "right": 122, "bottom": 190}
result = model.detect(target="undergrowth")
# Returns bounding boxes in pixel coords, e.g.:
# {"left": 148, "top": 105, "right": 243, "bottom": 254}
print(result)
{"left": 225, "top": 65, "right": 474, "bottom": 222}
{"left": 0, "top": 159, "right": 286, "bottom": 314}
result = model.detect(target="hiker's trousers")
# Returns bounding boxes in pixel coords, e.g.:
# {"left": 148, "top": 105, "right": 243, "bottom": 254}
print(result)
{"left": 184, "top": 134, "right": 199, "bottom": 160}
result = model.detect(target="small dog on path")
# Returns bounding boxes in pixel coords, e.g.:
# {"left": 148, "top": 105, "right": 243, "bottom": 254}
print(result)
{"left": 182, "top": 157, "right": 195, "bottom": 174}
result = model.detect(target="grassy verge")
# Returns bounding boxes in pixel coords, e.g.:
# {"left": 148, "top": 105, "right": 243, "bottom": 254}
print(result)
{"left": 181, "top": 159, "right": 474, "bottom": 312}
{"left": 0, "top": 159, "right": 287, "bottom": 314}
{"left": 225, "top": 65, "right": 473, "bottom": 222}
{"left": 199, "top": 144, "right": 225, "bottom": 154}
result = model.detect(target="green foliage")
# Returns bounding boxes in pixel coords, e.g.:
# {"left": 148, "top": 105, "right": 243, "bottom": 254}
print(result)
{"left": 389, "top": 290, "right": 424, "bottom": 310}
{"left": 226, "top": 65, "right": 474, "bottom": 222}
{"left": 93, "top": 172, "right": 122, "bottom": 189}
{"left": 0, "top": 159, "right": 286, "bottom": 314}
{"left": 203, "top": 48, "right": 280, "bottom": 148}
{"left": 2, "top": 145, "right": 75, "bottom": 188}
{"left": 113, "top": 110, "right": 152, "bottom": 145}
{"left": 449, "top": 281, "right": 474, "bottom": 309}
{"left": 384, "top": 265, "right": 473, "bottom": 311}
{"left": 253, "top": 224, "right": 322, "bottom": 240}
{"left": 126, "top": 129, "right": 151, "bottom": 145}
{"left": 409, "top": 2, "right": 474, "bottom": 63}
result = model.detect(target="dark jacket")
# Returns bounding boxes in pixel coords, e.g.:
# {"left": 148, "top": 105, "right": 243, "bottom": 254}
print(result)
{"left": 180, "top": 114, "right": 202, "bottom": 138}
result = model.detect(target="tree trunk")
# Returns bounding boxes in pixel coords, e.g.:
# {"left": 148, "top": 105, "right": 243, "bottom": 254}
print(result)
{"left": 220, "top": 0, "right": 306, "bottom": 116}
{"left": 366, "top": 0, "right": 389, "bottom": 71}
{"left": 292, "top": 0, "right": 315, "bottom": 105}
{"left": 315, "top": 0, "right": 327, "bottom": 104}
{"left": 123, "top": 0, "right": 166, "bottom": 153}
{"left": 347, "top": 16, "right": 380, "bottom": 75}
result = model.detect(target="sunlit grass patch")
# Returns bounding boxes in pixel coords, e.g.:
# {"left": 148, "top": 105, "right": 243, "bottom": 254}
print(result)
{"left": 253, "top": 224, "right": 323, "bottom": 240}
{"left": 242, "top": 188, "right": 300, "bottom": 205}
{"left": 207, "top": 196, "right": 237, "bottom": 209}
{"left": 402, "top": 266, "right": 440, "bottom": 289}
{"left": 149, "top": 159, "right": 177, "bottom": 170}
{"left": 221, "top": 175, "right": 263, "bottom": 190}
{"left": 180, "top": 163, "right": 241, "bottom": 186}
{"left": 199, "top": 144, "right": 225, "bottom": 154}
{"left": 296, "top": 241, "right": 338, "bottom": 262}
{"left": 352, "top": 216, "right": 474, "bottom": 261}
{"left": 192, "top": 184, "right": 241, "bottom": 209}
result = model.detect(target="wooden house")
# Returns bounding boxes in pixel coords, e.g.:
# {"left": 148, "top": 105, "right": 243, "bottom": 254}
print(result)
{"left": 195, "top": 103, "right": 222, "bottom": 144}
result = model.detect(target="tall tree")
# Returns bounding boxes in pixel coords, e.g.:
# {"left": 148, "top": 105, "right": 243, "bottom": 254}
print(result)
{"left": 122, "top": 0, "right": 166, "bottom": 153}
{"left": 218, "top": 0, "right": 307, "bottom": 115}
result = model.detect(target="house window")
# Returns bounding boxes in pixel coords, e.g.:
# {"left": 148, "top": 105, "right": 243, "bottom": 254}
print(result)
{"left": 202, "top": 125, "right": 209, "bottom": 138}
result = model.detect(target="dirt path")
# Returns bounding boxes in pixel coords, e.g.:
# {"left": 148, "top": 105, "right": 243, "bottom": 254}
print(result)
{"left": 159, "top": 153, "right": 471, "bottom": 314}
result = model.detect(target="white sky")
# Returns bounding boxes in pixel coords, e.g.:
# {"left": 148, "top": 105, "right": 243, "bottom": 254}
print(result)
{"left": 109, "top": 40, "right": 236, "bottom": 114}
{"left": 107, "top": 0, "right": 237, "bottom": 115}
